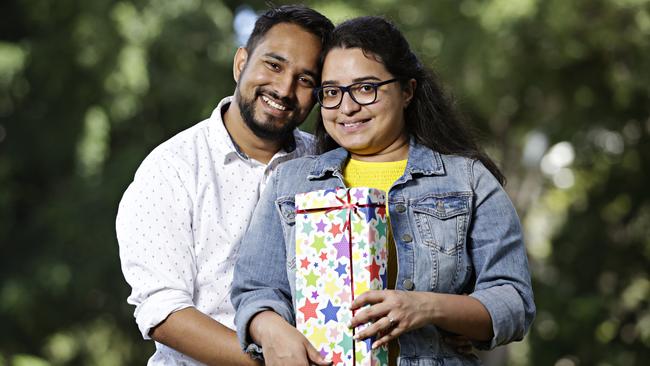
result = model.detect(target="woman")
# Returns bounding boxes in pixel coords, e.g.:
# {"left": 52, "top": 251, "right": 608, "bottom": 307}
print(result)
{"left": 232, "top": 16, "right": 535, "bottom": 366}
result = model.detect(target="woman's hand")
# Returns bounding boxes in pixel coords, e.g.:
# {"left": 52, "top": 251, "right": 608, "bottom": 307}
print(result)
{"left": 249, "top": 311, "right": 331, "bottom": 366}
{"left": 348, "top": 290, "right": 434, "bottom": 349}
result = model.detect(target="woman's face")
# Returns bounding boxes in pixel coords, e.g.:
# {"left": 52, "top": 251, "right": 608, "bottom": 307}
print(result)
{"left": 320, "top": 47, "right": 413, "bottom": 162}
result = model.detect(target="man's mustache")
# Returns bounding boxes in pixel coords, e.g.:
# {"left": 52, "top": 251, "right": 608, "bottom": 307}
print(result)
{"left": 256, "top": 88, "right": 297, "bottom": 111}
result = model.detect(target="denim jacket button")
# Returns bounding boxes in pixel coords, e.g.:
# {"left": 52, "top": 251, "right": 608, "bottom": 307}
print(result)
{"left": 403, "top": 279, "right": 415, "bottom": 291}
{"left": 402, "top": 233, "right": 413, "bottom": 242}
{"left": 395, "top": 204, "right": 406, "bottom": 213}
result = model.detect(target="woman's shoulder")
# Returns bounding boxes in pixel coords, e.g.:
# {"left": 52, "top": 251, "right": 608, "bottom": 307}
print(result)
{"left": 277, "top": 154, "right": 320, "bottom": 174}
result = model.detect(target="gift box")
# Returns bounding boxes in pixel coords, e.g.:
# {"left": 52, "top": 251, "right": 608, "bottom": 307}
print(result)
{"left": 295, "top": 187, "right": 389, "bottom": 366}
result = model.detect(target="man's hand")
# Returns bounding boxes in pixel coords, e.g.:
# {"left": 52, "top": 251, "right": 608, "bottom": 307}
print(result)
{"left": 249, "top": 311, "right": 331, "bottom": 366}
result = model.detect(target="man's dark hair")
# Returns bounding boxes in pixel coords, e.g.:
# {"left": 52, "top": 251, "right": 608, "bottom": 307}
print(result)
{"left": 314, "top": 16, "right": 505, "bottom": 185}
{"left": 245, "top": 4, "right": 334, "bottom": 56}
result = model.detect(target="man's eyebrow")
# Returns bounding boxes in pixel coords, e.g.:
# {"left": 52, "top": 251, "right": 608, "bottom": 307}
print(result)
{"left": 321, "top": 76, "right": 381, "bottom": 85}
{"left": 263, "top": 52, "right": 318, "bottom": 79}
{"left": 262, "top": 52, "right": 288, "bottom": 63}
{"left": 302, "top": 69, "right": 318, "bottom": 80}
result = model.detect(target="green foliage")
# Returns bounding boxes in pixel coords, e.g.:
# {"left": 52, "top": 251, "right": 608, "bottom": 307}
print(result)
{"left": 1, "top": 0, "right": 648, "bottom": 364}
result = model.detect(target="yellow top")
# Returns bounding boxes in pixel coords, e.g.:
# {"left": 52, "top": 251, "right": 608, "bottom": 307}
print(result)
{"left": 342, "top": 158, "right": 407, "bottom": 366}
{"left": 343, "top": 158, "right": 408, "bottom": 196}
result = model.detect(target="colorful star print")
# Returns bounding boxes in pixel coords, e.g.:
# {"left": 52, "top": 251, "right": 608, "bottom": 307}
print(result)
{"left": 316, "top": 219, "right": 327, "bottom": 232}
{"left": 329, "top": 223, "right": 343, "bottom": 237}
{"left": 299, "top": 298, "right": 319, "bottom": 321}
{"left": 320, "top": 300, "right": 341, "bottom": 323}
{"left": 295, "top": 187, "right": 389, "bottom": 366}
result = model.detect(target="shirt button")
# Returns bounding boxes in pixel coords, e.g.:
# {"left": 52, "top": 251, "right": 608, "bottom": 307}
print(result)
{"left": 395, "top": 204, "right": 406, "bottom": 213}
{"left": 402, "top": 233, "right": 413, "bottom": 242}
{"left": 403, "top": 279, "right": 415, "bottom": 291}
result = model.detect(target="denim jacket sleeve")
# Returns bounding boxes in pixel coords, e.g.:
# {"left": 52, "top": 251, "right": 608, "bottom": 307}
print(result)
{"left": 231, "top": 166, "right": 295, "bottom": 356}
{"left": 467, "top": 160, "right": 536, "bottom": 349}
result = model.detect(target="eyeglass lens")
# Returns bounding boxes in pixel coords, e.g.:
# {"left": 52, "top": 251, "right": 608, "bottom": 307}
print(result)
{"left": 319, "top": 83, "right": 377, "bottom": 108}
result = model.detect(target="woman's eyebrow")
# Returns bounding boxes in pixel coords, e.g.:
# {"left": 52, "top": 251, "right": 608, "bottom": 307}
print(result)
{"left": 321, "top": 76, "right": 381, "bottom": 85}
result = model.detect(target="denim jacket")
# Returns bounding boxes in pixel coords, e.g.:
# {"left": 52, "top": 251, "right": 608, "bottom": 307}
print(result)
{"left": 232, "top": 138, "right": 535, "bottom": 365}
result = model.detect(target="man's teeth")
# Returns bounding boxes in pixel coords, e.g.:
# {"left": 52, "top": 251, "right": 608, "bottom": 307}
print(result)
{"left": 262, "top": 95, "right": 286, "bottom": 111}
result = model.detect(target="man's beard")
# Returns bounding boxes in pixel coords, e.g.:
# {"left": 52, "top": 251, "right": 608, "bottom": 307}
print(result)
{"left": 236, "top": 87, "right": 302, "bottom": 142}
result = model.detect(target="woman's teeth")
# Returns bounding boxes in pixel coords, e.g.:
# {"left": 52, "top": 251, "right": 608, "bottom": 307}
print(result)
{"left": 262, "top": 95, "right": 286, "bottom": 111}
{"left": 341, "top": 120, "right": 366, "bottom": 127}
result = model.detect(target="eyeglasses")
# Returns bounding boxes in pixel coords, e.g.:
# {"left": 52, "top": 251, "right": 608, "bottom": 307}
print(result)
{"left": 313, "top": 78, "right": 400, "bottom": 109}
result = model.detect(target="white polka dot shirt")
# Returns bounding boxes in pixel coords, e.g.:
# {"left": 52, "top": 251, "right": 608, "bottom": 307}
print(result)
{"left": 116, "top": 96, "right": 315, "bottom": 364}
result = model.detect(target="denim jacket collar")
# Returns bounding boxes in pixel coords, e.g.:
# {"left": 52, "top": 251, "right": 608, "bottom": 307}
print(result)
{"left": 307, "top": 136, "right": 445, "bottom": 181}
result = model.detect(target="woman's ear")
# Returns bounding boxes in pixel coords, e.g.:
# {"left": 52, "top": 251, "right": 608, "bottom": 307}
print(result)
{"left": 233, "top": 47, "right": 249, "bottom": 82}
{"left": 403, "top": 78, "right": 417, "bottom": 108}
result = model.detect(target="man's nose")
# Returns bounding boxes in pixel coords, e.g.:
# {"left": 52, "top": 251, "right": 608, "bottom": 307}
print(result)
{"left": 274, "top": 73, "right": 296, "bottom": 98}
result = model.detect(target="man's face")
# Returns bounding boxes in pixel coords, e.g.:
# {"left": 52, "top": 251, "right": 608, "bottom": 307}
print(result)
{"left": 234, "top": 23, "right": 322, "bottom": 141}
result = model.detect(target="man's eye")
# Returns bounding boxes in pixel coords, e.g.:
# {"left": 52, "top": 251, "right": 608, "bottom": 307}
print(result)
{"left": 299, "top": 76, "right": 315, "bottom": 87}
{"left": 266, "top": 62, "right": 280, "bottom": 71}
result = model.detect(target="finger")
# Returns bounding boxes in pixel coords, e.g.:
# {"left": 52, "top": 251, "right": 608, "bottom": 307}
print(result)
{"left": 305, "top": 340, "right": 331, "bottom": 366}
{"left": 353, "top": 322, "right": 381, "bottom": 341}
{"left": 371, "top": 328, "right": 400, "bottom": 349}
{"left": 354, "top": 314, "right": 395, "bottom": 340}
{"left": 350, "top": 290, "right": 385, "bottom": 310}
{"left": 349, "top": 305, "right": 389, "bottom": 328}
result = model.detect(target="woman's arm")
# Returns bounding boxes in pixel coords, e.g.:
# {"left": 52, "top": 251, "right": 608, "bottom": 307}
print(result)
{"left": 466, "top": 159, "right": 536, "bottom": 349}
{"left": 349, "top": 159, "right": 534, "bottom": 350}
{"left": 349, "top": 290, "right": 492, "bottom": 349}
{"left": 231, "top": 167, "right": 330, "bottom": 365}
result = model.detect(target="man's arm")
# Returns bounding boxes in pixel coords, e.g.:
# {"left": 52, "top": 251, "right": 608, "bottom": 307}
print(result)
{"left": 117, "top": 153, "right": 255, "bottom": 364}
{"left": 151, "top": 307, "right": 260, "bottom": 366}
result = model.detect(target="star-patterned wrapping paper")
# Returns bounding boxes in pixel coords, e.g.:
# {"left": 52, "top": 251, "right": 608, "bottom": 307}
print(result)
{"left": 295, "top": 187, "right": 389, "bottom": 366}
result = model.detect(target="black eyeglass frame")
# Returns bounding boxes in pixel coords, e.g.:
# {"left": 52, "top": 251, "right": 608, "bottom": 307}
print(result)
{"left": 313, "top": 78, "right": 400, "bottom": 109}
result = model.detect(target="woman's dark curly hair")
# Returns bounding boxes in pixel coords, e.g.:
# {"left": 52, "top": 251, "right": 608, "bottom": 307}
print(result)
{"left": 314, "top": 16, "right": 505, "bottom": 185}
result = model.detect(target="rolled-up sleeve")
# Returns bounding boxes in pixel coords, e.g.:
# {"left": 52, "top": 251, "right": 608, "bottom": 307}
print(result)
{"left": 468, "top": 160, "right": 536, "bottom": 349}
{"left": 231, "top": 167, "right": 295, "bottom": 353}
{"left": 116, "top": 152, "right": 196, "bottom": 339}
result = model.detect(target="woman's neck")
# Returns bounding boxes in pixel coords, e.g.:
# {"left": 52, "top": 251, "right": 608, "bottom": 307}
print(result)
{"left": 350, "top": 135, "right": 409, "bottom": 162}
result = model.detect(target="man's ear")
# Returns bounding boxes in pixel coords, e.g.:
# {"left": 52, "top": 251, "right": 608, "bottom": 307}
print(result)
{"left": 233, "top": 47, "right": 249, "bottom": 83}
{"left": 403, "top": 78, "right": 417, "bottom": 107}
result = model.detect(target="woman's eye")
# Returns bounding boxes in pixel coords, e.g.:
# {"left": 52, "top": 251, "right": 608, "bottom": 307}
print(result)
{"left": 323, "top": 88, "right": 339, "bottom": 97}
{"left": 359, "top": 84, "right": 375, "bottom": 93}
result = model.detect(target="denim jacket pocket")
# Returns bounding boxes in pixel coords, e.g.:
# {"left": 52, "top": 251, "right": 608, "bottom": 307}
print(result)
{"left": 411, "top": 192, "right": 471, "bottom": 254}
{"left": 276, "top": 196, "right": 297, "bottom": 271}
{"left": 276, "top": 196, "right": 296, "bottom": 225}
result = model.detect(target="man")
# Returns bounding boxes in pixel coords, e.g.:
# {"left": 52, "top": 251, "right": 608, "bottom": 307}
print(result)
{"left": 116, "top": 5, "right": 333, "bottom": 365}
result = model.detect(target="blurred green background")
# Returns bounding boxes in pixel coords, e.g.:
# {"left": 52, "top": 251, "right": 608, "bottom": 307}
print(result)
{"left": 1, "top": 0, "right": 649, "bottom": 365}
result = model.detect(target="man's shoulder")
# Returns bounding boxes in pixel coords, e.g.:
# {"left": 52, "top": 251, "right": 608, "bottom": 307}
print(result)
{"left": 144, "top": 119, "right": 213, "bottom": 164}
{"left": 144, "top": 97, "right": 231, "bottom": 165}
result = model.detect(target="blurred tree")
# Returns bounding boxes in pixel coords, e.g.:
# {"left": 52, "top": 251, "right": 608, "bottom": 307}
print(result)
{"left": 0, "top": 0, "right": 648, "bottom": 365}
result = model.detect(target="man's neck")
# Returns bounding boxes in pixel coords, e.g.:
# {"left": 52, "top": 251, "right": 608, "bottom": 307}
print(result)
{"left": 223, "top": 100, "right": 286, "bottom": 164}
